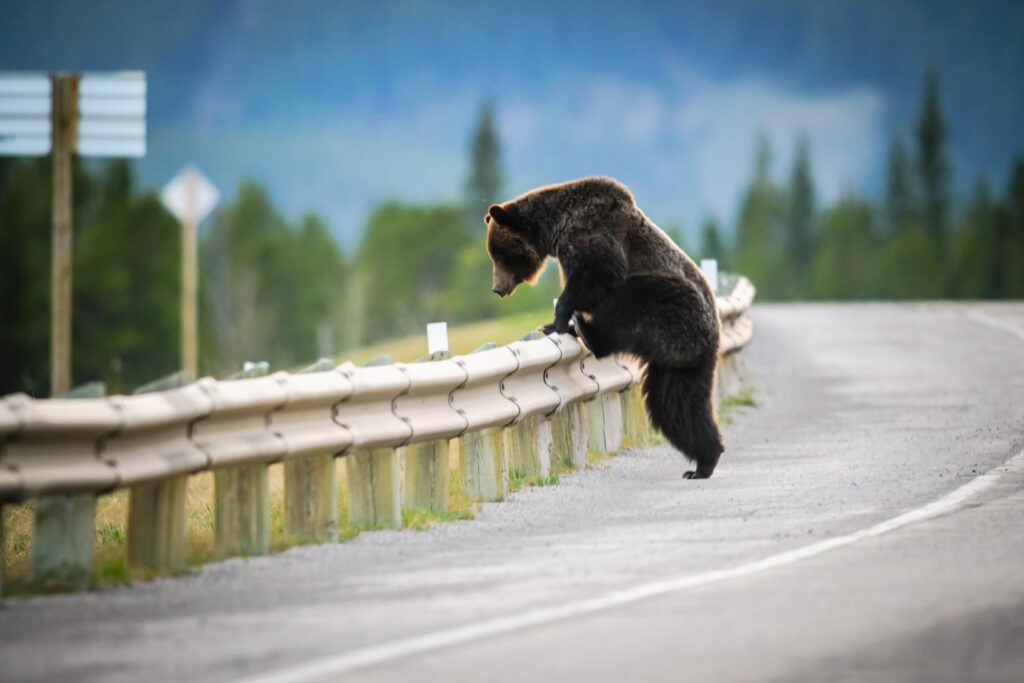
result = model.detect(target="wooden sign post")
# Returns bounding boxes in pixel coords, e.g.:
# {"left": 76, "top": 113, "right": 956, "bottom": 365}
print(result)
{"left": 1, "top": 70, "right": 147, "bottom": 395}
{"left": 161, "top": 167, "right": 220, "bottom": 377}
{"left": 49, "top": 74, "right": 79, "bottom": 395}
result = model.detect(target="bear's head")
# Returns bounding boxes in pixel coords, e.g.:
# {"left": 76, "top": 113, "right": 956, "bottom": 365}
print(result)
{"left": 485, "top": 203, "right": 546, "bottom": 297}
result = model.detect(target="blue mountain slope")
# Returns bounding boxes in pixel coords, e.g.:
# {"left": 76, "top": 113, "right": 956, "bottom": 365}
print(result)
{"left": 2, "top": 0, "right": 1022, "bottom": 245}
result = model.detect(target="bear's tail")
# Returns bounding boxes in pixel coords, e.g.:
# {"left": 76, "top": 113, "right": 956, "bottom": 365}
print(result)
{"left": 642, "top": 359, "right": 724, "bottom": 479}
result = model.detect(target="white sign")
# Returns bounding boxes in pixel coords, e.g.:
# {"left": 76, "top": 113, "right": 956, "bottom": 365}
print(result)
{"left": 0, "top": 72, "right": 50, "bottom": 156}
{"left": 77, "top": 72, "right": 147, "bottom": 157}
{"left": 161, "top": 166, "right": 220, "bottom": 224}
{"left": 701, "top": 259, "right": 719, "bottom": 294}
{"left": 0, "top": 71, "right": 147, "bottom": 157}
{"left": 426, "top": 322, "right": 449, "bottom": 355}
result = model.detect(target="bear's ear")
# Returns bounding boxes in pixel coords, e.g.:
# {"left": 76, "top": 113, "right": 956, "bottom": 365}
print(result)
{"left": 487, "top": 204, "right": 517, "bottom": 229}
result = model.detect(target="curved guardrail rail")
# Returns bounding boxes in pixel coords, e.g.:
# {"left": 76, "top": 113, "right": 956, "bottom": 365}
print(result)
{"left": 0, "top": 276, "right": 755, "bottom": 594}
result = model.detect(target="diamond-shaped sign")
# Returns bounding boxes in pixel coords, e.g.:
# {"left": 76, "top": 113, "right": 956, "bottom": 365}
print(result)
{"left": 161, "top": 166, "right": 219, "bottom": 223}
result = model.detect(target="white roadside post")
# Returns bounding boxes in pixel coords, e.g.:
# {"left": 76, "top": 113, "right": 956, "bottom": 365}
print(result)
{"left": 161, "top": 167, "right": 220, "bottom": 379}
{"left": 701, "top": 258, "right": 719, "bottom": 295}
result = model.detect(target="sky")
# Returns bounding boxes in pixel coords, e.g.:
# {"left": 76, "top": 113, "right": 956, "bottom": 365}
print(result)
{"left": 2, "top": 1, "right": 1023, "bottom": 248}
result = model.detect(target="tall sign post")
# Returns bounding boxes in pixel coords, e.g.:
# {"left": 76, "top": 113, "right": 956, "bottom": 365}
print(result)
{"left": 50, "top": 74, "right": 79, "bottom": 395}
{"left": 161, "top": 167, "right": 219, "bottom": 378}
{"left": 0, "top": 70, "right": 146, "bottom": 395}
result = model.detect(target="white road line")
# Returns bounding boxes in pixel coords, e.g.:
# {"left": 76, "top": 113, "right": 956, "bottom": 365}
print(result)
{"left": 967, "top": 310, "right": 1024, "bottom": 342}
{"left": 235, "top": 449, "right": 1024, "bottom": 683}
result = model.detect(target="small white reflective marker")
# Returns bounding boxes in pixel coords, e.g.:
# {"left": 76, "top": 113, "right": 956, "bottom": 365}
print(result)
{"left": 553, "top": 298, "right": 558, "bottom": 310}
{"left": 427, "top": 322, "right": 449, "bottom": 355}
{"left": 700, "top": 259, "right": 719, "bottom": 294}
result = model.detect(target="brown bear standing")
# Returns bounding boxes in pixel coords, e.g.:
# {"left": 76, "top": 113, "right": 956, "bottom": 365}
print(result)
{"left": 486, "top": 177, "right": 723, "bottom": 479}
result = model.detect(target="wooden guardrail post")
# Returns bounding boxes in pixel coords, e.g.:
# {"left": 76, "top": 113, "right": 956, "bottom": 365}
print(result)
{"left": 460, "top": 427, "right": 508, "bottom": 501}
{"left": 215, "top": 465, "right": 269, "bottom": 557}
{"left": 344, "top": 355, "right": 403, "bottom": 529}
{"left": 402, "top": 349, "right": 453, "bottom": 515}
{"left": 602, "top": 391, "right": 624, "bottom": 453}
{"left": 284, "top": 359, "right": 339, "bottom": 542}
{"left": 505, "top": 414, "right": 552, "bottom": 481}
{"left": 452, "top": 342, "right": 514, "bottom": 502}
{"left": 347, "top": 447, "right": 401, "bottom": 528}
{"left": 551, "top": 401, "right": 588, "bottom": 470}
{"left": 586, "top": 396, "right": 608, "bottom": 456}
{"left": 127, "top": 372, "right": 193, "bottom": 573}
{"left": 29, "top": 381, "right": 104, "bottom": 591}
{"left": 621, "top": 382, "right": 649, "bottom": 447}
{"left": 403, "top": 439, "right": 449, "bottom": 514}
{"left": 211, "top": 364, "right": 273, "bottom": 558}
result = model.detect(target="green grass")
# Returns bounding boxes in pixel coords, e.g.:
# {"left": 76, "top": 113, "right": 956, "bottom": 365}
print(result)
{"left": 340, "top": 308, "right": 552, "bottom": 365}
{"left": 721, "top": 385, "right": 757, "bottom": 411}
{"left": 508, "top": 471, "right": 560, "bottom": 492}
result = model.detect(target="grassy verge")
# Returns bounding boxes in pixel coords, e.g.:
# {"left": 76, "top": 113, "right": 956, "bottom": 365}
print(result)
{"left": 341, "top": 308, "right": 552, "bottom": 364}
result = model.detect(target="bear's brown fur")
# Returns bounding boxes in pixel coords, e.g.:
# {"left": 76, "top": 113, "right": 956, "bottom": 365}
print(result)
{"left": 485, "top": 177, "right": 723, "bottom": 478}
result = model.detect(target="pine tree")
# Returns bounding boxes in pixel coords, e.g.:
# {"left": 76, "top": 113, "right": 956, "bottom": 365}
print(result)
{"left": 1004, "top": 157, "right": 1024, "bottom": 297}
{"left": 465, "top": 102, "right": 503, "bottom": 226}
{"left": 699, "top": 216, "right": 725, "bottom": 265}
{"left": 788, "top": 135, "right": 816, "bottom": 272}
{"left": 734, "top": 134, "right": 787, "bottom": 299}
{"left": 915, "top": 67, "right": 950, "bottom": 252}
{"left": 884, "top": 135, "right": 915, "bottom": 233}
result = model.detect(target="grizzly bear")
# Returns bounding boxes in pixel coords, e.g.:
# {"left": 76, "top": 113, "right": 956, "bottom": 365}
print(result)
{"left": 485, "top": 177, "right": 723, "bottom": 478}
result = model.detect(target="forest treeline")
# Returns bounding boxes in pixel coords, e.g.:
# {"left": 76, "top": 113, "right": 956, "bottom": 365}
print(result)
{"left": 1, "top": 70, "right": 1022, "bottom": 396}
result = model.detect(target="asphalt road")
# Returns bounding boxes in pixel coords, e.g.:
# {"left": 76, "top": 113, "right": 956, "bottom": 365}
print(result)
{"left": 1, "top": 303, "right": 1022, "bottom": 683}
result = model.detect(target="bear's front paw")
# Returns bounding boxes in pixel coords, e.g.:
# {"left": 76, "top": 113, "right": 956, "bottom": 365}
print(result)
{"left": 573, "top": 313, "right": 612, "bottom": 356}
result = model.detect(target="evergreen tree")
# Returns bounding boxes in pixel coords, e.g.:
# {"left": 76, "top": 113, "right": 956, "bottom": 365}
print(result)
{"left": 465, "top": 102, "right": 503, "bottom": 226}
{"left": 915, "top": 67, "right": 951, "bottom": 252}
{"left": 788, "top": 135, "right": 816, "bottom": 272}
{"left": 884, "top": 135, "right": 915, "bottom": 233}
{"left": 951, "top": 179, "right": 998, "bottom": 299}
{"left": 1004, "top": 157, "right": 1024, "bottom": 297}
{"left": 811, "top": 196, "right": 878, "bottom": 300}
{"left": 74, "top": 162, "right": 180, "bottom": 392}
{"left": 699, "top": 216, "right": 725, "bottom": 265}
{"left": 356, "top": 202, "right": 472, "bottom": 343}
{"left": 734, "top": 134, "right": 788, "bottom": 299}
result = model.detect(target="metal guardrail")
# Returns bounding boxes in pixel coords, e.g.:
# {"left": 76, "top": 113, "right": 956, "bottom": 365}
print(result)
{"left": 0, "top": 277, "right": 755, "bottom": 595}
{"left": 0, "top": 277, "right": 754, "bottom": 505}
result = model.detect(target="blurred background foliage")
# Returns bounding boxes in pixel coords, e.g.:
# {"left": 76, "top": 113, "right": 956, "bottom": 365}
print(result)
{"left": 1, "top": 69, "right": 1023, "bottom": 396}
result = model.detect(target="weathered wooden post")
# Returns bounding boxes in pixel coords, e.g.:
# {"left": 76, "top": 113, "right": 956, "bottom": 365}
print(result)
{"left": 346, "top": 447, "right": 402, "bottom": 528}
{"left": 284, "top": 359, "right": 339, "bottom": 542}
{"left": 402, "top": 332, "right": 454, "bottom": 515}
{"left": 503, "top": 331, "right": 560, "bottom": 482}
{"left": 28, "top": 381, "right": 105, "bottom": 591}
{"left": 127, "top": 371, "right": 194, "bottom": 573}
{"left": 602, "top": 390, "right": 624, "bottom": 453}
{"left": 505, "top": 413, "right": 552, "bottom": 481}
{"left": 49, "top": 73, "right": 78, "bottom": 397}
{"left": 344, "top": 355, "right": 406, "bottom": 530}
{"left": 403, "top": 439, "right": 449, "bottom": 514}
{"left": 621, "top": 382, "right": 649, "bottom": 448}
{"left": 460, "top": 427, "right": 508, "bottom": 501}
{"left": 454, "top": 342, "right": 514, "bottom": 502}
{"left": 207, "top": 363, "right": 277, "bottom": 559}
{"left": 586, "top": 396, "right": 608, "bottom": 456}
{"left": 215, "top": 465, "right": 269, "bottom": 556}
{"left": 550, "top": 401, "right": 588, "bottom": 470}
